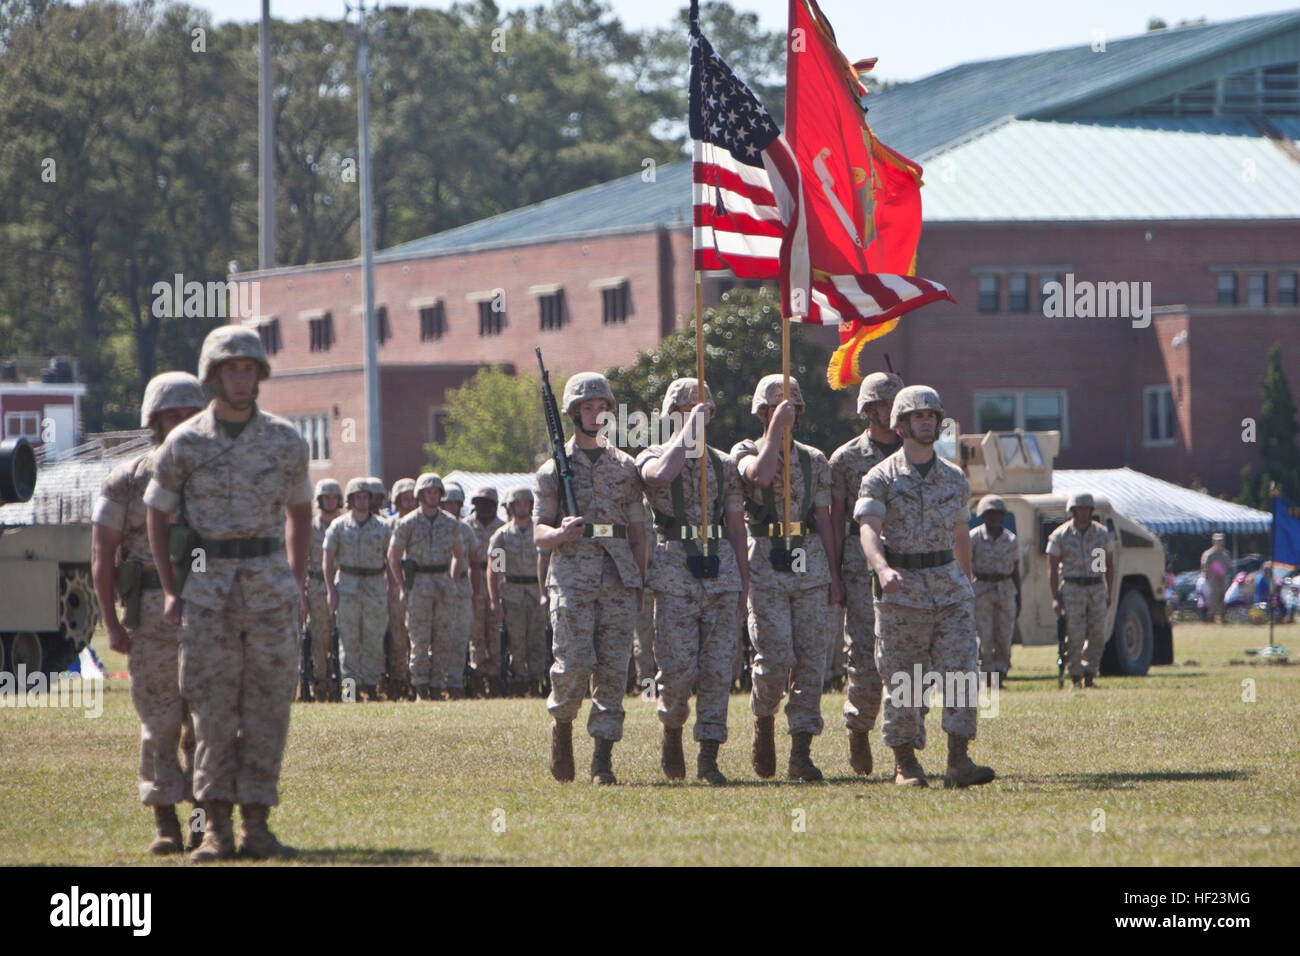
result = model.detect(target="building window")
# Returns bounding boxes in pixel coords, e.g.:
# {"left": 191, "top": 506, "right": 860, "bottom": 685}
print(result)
{"left": 1246, "top": 272, "right": 1268, "bottom": 306}
{"left": 257, "top": 318, "right": 282, "bottom": 356}
{"left": 309, "top": 313, "right": 334, "bottom": 352}
{"left": 1038, "top": 274, "right": 1061, "bottom": 310}
{"left": 478, "top": 301, "right": 504, "bottom": 336}
{"left": 602, "top": 283, "right": 630, "bottom": 324}
{"left": 1216, "top": 273, "right": 1237, "bottom": 305}
{"left": 539, "top": 290, "right": 567, "bottom": 332}
{"left": 974, "top": 390, "right": 1069, "bottom": 446}
{"left": 1008, "top": 274, "right": 1029, "bottom": 313}
{"left": 3, "top": 411, "right": 41, "bottom": 441}
{"left": 977, "top": 275, "right": 999, "bottom": 313}
{"left": 1143, "top": 386, "right": 1176, "bottom": 445}
{"left": 289, "top": 413, "right": 330, "bottom": 462}
{"left": 419, "top": 303, "right": 446, "bottom": 341}
{"left": 376, "top": 306, "right": 390, "bottom": 346}
{"left": 1279, "top": 272, "right": 1298, "bottom": 306}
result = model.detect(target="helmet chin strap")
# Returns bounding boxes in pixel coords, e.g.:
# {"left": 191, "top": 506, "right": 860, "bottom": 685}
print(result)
{"left": 571, "top": 413, "right": 601, "bottom": 438}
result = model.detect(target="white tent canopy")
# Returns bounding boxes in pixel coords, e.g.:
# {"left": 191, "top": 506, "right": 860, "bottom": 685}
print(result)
{"left": 1052, "top": 468, "right": 1271, "bottom": 535}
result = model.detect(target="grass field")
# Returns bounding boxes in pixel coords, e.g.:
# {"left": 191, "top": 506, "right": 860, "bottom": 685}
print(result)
{"left": 2, "top": 623, "right": 1297, "bottom": 866}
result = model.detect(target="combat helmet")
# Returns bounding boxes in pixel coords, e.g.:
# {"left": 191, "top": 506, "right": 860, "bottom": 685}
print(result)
{"left": 197, "top": 326, "right": 271, "bottom": 383}
{"left": 661, "top": 377, "right": 714, "bottom": 419}
{"left": 504, "top": 485, "right": 534, "bottom": 507}
{"left": 1066, "top": 491, "right": 1095, "bottom": 513}
{"left": 415, "top": 473, "right": 444, "bottom": 504}
{"left": 890, "top": 385, "right": 944, "bottom": 430}
{"left": 443, "top": 481, "right": 465, "bottom": 504}
{"left": 856, "top": 372, "right": 904, "bottom": 415}
{"left": 314, "top": 478, "right": 343, "bottom": 510}
{"left": 140, "top": 371, "right": 206, "bottom": 433}
{"left": 562, "top": 373, "right": 615, "bottom": 416}
{"left": 977, "top": 495, "right": 1007, "bottom": 516}
{"left": 751, "top": 374, "right": 805, "bottom": 414}
{"left": 344, "top": 478, "right": 370, "bottom": 507}
{"left": 391, "top": 478, "right": 416, "bottom": 500}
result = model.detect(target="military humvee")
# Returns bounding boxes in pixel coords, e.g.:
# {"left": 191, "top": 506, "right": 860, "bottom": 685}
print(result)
{"left": 938, "top": 425, "right": 1173, "bottom": 675}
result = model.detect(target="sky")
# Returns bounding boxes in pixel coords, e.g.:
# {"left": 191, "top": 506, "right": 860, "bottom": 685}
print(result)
{"left": 181, "top": 0, "right": 1300, "bottom": 81}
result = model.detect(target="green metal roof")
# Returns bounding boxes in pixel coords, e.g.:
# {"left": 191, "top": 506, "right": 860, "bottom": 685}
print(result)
{"left": 864, "top": 10, "right": 1300, "bottom": 159}
{"left": 921, "top": 118, "right": 1300, "bottom": 221}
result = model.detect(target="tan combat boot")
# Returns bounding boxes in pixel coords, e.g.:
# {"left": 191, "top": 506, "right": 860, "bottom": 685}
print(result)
{"left": 190, "top": 800, "right": 236, "bottom": 862}
{"left": 697, "top": 740, "right": 727, "bottom": 786}
{"left": 661, "top": 726, "right": 686, "bottom": 780}
{"left": 751, "top": 715, "right": 776, "bottom": 778}
{"left": 943, "top": 734, "right": 996, "bottom": 789}
{"left": 848, "top": 730, "right": 873, "bottom": 775}
{"left": 238, "top": 804, "right": 297, "bottom": 860}
{"left": 184, "top": 805, "right": 203, "bottom": 852}
{"left": 549, "top": 719, "right": 575, "bottom": 782}
{"left": 590, "top": 737, "right": 617, "bottom": 786}
{"left": 892, "top": 744, "right": 928, "bottom": 787}
{"left": 787, "top": 732, "right": 824, "bottom": 782}
{"left": 147, "top": 804, "right": 184, "bottom": 855}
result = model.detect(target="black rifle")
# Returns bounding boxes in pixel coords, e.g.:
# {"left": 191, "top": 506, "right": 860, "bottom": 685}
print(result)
{"left": 329, "top": 621, "right": 343, "bottom": 702}
{"left": 299, "top": 620, "right": 314, "bottom": 702}
{"left": 1056, "top": 611, "right": 1068, "bottom": 689}
{"left": 537, "top": 348, "right": 580, "bottom": 518}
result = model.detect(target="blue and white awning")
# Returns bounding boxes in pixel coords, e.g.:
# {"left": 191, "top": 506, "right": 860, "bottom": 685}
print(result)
{"left": 1053, "top": 468, "right": 1271, "bottom": 535}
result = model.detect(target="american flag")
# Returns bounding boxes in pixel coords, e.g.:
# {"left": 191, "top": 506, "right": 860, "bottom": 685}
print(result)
{"left": 689, "top": 24, "right": 950, "bottom": 328}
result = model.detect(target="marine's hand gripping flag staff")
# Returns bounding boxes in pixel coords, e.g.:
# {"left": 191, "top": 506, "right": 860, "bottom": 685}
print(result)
{"left": 690, "top": 0, "right": 953, "bottom": 549}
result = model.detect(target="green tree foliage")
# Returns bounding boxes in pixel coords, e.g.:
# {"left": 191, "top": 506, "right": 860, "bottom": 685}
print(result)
{"left": 426, "top": 365, "right": 561, "bottom": 474}
{"left": 604, "top": 288, "right": 858, "bottom": 457}
{"left": 1237, "top": 344, "right": 1300, "bottom": 507}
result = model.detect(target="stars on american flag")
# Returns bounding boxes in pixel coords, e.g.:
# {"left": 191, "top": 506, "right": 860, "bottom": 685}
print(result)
{"left": 690, "top": 34, "right": 779, "bottom": 169}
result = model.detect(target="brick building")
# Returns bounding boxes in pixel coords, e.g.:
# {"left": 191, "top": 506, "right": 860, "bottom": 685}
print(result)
{"left": 231, "top": 11, "right": 1300, "bottom": 495}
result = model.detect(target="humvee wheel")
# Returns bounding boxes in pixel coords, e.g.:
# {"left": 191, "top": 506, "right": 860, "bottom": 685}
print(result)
{"left": 1102, "top": 589, "right": 1154, "bottom": 676}
{"left": 58, "top": 568, "right": 97, "bottom": 652}
{"left": 6, "top": 632, "right": 44, "bottom": 681}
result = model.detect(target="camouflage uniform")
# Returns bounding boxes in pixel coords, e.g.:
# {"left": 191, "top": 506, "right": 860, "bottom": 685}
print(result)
{"left": 829, "top": 431, "right": 901, "bottom": 734}
{"left": 637, "top": 442, "right": 744, "bottom": 744}
{"left": 488, "top": 517, "right": 548, "bottom": 688}
{"left": 442, "top": 484, "right": 476, "bottom": 695}
{"left": 1201, "top": 540, "right": 1231, "bottom": 622}
{"left": 970, "top": 522, "right": 1019, "bottom": 675}
{"left": 384, "top": 478, "right": 417, "bottom": 691}
{"left": 467, "top": 491, "right": 506, "bottom": 689}
{"left": 535, "top": 437, "right": 646, "bottom": 741}
{"left": 1047, "top": 518, "right": 1114, "bottom": 678}
{"left": 731, "top": 436, "right": 833, "bottom": 736}
{"left": 391, "top": 501, "right": 464, "bottom": 692}
{"left": 324, "top": 508, "right": 392, "bottom": 690}
{"left": 306, "top": 506, "right": 337, "bottom": 697}
{"left": 856, "top": 452, "right": 979, "bottom": 748}
{"left": 144, "top": 404, "right": 312, "bottom": 807}
{"left": 95, "top": 449, "right": 196, "bottom": 808}
{"left": 631, "top": 591, "right": 657, "bottom": 693}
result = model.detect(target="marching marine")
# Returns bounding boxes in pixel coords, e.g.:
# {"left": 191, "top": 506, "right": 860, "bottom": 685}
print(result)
{"left": 384, "top": 477, "right": 418, "bottom": 700}
{"left": 387, "top": 473, "right": 467, "bottom": 699}
{"left": 970, "top": 495, "right": 1021, "bottom": 686}
{"left": 1047, "top": 491, "right": 1115, "bottom": 688}
{"left": 486, "top": 486, "right": 548, "bottom": 696}
{"left": 732, "top": 374, "right": 843, "bottom": 782}
{"left": 467, "top": 486, "right": 506, "bottom": 696}
{"left": 305, "top": 479, "right": 343, "bottom": 701}
{"left": 828, "top": 370, "right": 904, "bottom": 775}
{"left": 323, "top": 478, "right": 392, "bottom": 702}
{"left": 440, "top": 481, "right": 477, "bottom": 698}
{"left": 535, "top": 372, "right": 648, "bottom": 785}
{"left": 855, "top": 385, "right": 995, "bottom": 788}
{"left": 144, "top": 326, "right": 314, "bottom": 860}
{"left": 92, "top": 371, "right": 206, "bottom": 854}
{"left": 638, "top": 378, "right": 749, "bottom": 785}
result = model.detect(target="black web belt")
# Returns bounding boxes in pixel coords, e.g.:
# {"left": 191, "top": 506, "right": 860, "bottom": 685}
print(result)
{"left": 505, "top": 574, "right": 536, "bottom": 584}
{"left": 975, "top": 572, "right": 1012, "bottom": 582}
{"left": 198, "top": 536, "right": 282, "bottom": 559}
{"left": 339, "top": 565, "right": 385, "bottom": 576}
{"left": 412, "top": 563, "right": 450, "bottom": 574}
{"left": 885, "top": 548, "right": 954, "bottom": 569}
{"left": 1064, "top": 575, "right": 1103, "bottom": 585}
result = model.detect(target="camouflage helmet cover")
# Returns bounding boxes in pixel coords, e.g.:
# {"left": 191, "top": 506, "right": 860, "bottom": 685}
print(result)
{"left": 660, "top": 377, "right": 714, "bottom": 419}
{"left": 890, "top": 385, "right": 944, "bottom": 430}
{"left": 197, "top": 325, "right": 271, "bottom": 383}
{"left": 443, "top": 481, "right": 465, "bottom": 503}
{"left": 415, "top": 472, "right": 444, "bottom": 496}
{"left": 856, "top": 371, "right": 905, "bottom": 415}
{"left": 562, "top": 372, "right": 615, "bottom": 415}
{"left": 344, "top": 477, "right": 370, "bottom": 503}
{"left": 1066, "top": 491, "right": 1095, "bottom": 512}
{"left": 977, "top": 494, "right": 1007, "bottom": 516}
{"left": 391, "top": 478, "right": 416, "bottom": 499}
{"left": 504, "top": 485, "right": 534, "bottom": 506}
{"left": 365, "top": 477, "right": 386, "bottom": 500}
{"left": 471, "top": 485, "right": 499, "bottom": 504}
{"left": 750, "top": 373, "right": 805, "bottom": 414}
{"left": 314, "top": 478, "right": 342, "bottom": 503}
{"left": 140, "top": 371, "right": 206, "bottom": 428}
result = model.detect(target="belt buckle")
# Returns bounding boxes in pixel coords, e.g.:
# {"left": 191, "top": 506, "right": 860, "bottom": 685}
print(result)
{"left": 591, "top": 523, "right": 614, "bottom": 538}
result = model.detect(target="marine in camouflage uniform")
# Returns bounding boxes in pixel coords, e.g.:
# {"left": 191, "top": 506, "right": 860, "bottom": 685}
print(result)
{"left": 1047, "top": 492, "right": 1115, "bottom": 688}
{"left": 467, "top": 486, "right": 506, "bottom": 696}
{"left": 638, "top": 379, "right": 749, "bottom": 786}
{"left": 92, "top": 371, "right": 205, "bottom": 855}
{"left": 828, "top": 371, "right": 904, "bottom": 776}
{"left": 383, "top": 477, "right": 417, "bottom": 699}
{"left": 630, "top": 589, "right": 657, "bottom": 696}
{"left": 144, "top": 327, "right": 313, "bottom": 860}
{"left": 1201, "top": 533, "right": 1231, "bottom": 624}
{"left": 306, "top": 479, "right": 342, "bottom": 702}
{"left": 855, "top": 385, "right": 995, "bottom": 788}
{"left": 535, "top": 372, "right": 648, "bottom": 785}
{"left": 387, "top": 473, "right": 466, "bottom": 699}
{"left": 439, "top": 482, "right": 477, "bottom": 698}
{"left": 969, "top": 495, "right": 1021, "bottom": 685}
{"left": 324, "top": 479, "right": 392, "bottom": 701}
{"left": 732, "top": 374, "right": 843, "bottom": 783}
{"left": 487, "top": 486, "right": 548, "bottom": 696}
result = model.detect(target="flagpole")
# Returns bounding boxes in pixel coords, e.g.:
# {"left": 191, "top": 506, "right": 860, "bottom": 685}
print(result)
{"left": 781, "top": 314, "right": 792, "bottom": 549}
{"left": 695, "top": 275, "right": 709, "bottom": 557}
